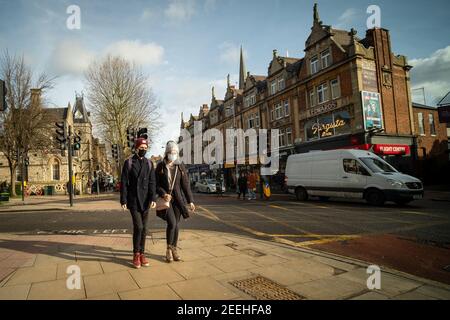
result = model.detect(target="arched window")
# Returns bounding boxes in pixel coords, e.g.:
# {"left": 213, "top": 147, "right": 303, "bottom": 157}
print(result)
{"left": 52, "top": 160, "right": 60, "bottom": 181}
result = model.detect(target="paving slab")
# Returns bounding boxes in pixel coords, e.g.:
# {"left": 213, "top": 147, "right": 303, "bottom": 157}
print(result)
{"left": 209, "top": 255, "right": 260, "bottom": 273}
{"left": 129, "top": 265, "right": 185, "bottom": 288}
{"left": 414, "top": 285, "right": 450, "bottom": 300}
{"left": 168, "top": 277, "right": 240, "bottom": 300}
{"left": 119, "top": 284, "right": 181, "bottom": 300}
{"left": 170, "top": 260, "right": 224, "bottom": 279}
{"left": 0, "top": 284, "right": 31, "bottom": 300}
{"left": 3, "top": 265, "right": 57, "bottom": 286}
{"left": 28, "top": 279, "right": 86, "bottom": 300}
{"left": 84, "top": 271, "right": 139, "bottom": 298}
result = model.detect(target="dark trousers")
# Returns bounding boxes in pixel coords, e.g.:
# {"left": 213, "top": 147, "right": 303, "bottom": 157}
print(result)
{"left": 166, "top": 203, "right": 182, "bottom": 247}
{"left": 237, "top": 187, "right": 247, "bottom": 199}
{"left": 129, "top": 209, "right": 149, "bottom": 253}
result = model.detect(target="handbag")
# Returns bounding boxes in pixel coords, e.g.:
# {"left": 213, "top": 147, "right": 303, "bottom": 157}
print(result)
{"left": 155, "top": 166, "right": 178, "bottom": 220}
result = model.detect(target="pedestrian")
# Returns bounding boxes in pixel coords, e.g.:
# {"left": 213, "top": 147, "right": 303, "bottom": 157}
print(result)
{"left": 155, "top": 141, "right": 195, "bottom": 263}
{"left": 120, "top": 137, "right": 156, "bottom": 269}
{"left": 237, "top": 172, "right": 248, "bottom": 200}
{"left": 247, "top": 171, "right": 257, "bottom": 200}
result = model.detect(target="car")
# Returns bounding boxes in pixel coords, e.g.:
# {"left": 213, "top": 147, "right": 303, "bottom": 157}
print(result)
{"left": 194, "top": 179, "right": 225, "bottom": 194}
{"left": 285, "top": 149, "right": 424, "bottom": 206}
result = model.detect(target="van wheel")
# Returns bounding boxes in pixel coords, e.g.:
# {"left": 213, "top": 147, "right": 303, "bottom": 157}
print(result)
{"left": 365, "top": 189, "right": 385, "bottom": 206}
{"left": 295, "top": 187, "right": 308, "bottom": 201}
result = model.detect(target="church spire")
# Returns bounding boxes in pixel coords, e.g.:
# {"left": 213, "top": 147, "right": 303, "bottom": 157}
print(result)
{"left": 239, "top": 45, "right": 247, "bottom": 90}
{"left": 313, "top": 3, "right": 321, "bottom": 25}
{"left": 227, "top": 74, "right": 230, "bottom": 88}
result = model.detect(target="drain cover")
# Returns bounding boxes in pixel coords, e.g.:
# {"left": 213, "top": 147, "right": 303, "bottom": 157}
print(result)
{"left": 230, "top": 276, "right": 304, "bottom": 300}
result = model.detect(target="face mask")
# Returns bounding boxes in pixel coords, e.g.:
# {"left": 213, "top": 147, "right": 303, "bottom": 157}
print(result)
{"left": 168, "top": 154, "right": 178, "bottom": 162}
{"left": 137, "top": 149, "right": 147, "bottom": 157}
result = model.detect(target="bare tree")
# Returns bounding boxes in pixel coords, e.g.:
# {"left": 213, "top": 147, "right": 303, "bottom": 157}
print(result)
{"left": 0, "top": 50, "right": 56, "bottom": 196}
{"left": 84, "top": 55, "right": 161, "bottom": 165}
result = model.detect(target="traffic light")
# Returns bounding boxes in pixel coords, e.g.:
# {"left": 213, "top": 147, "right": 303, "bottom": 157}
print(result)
{"left": 24, "top": 157, "right": 30, "bottom": 167}
{"left": 73, "top": 134, "right": 81, "bottom": 151}
{"left": 55, "top": 122, "right": 67, "bottom": 151}
{"left": 0, "top": 79, "right": 7, "bottom": 112}
{"left": 126, "top": 128, "right": 136, "bottom": 149}
{"left": 137, "top": 128, "right": 148, "bottom": 139}
{"left": 111, "top": 144, "right": 119, "bottom": 162}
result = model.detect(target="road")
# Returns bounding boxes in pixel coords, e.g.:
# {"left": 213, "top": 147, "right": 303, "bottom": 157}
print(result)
{"left": 0, "top": 193, "right": 449, "bottom": 284}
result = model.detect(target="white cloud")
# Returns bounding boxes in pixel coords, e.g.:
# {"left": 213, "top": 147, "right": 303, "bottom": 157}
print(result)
{"left": 410, "top": 46, "right": 450, "bottom": 105}
{"left": 104, "top": 40, "right": 165, "bottom": 66}
{"left": 48, "top": 40, "right": 95, "bottom": 76}
{"left": 164, "top": 0, "right": 197, "bottom": 23}
{"left": 219, "top": 42, "right": 248, "bottom": 66}
{"left": 335, "top": 8, "right": 358, "bottom": 29}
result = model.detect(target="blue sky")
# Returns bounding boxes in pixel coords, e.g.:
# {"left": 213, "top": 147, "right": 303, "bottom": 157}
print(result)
{"left": 1, "top": 0, "right": 449, "bottom": 155}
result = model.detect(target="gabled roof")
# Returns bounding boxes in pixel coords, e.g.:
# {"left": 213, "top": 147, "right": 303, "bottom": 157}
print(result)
{"left": 73, "top": 95, "right": 90, "bottom": 123}
{"left": 437, "top": 91, "right": 450, "bottom": 107}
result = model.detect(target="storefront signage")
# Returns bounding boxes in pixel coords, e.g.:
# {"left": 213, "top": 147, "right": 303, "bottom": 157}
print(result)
{"left": 307, "top": 101, "right": 338, "bottom": 118}
{"left": 362, "top": 60, "right": 378, "bottom": 92}
{"left": 362, "top": 91, "right": 384, "bottom": 130}
{"left": 312, "top": 119, "right": 347, "bottom": 138}
{"left": 373, "top": 144, "right": 410, "bottom": 156}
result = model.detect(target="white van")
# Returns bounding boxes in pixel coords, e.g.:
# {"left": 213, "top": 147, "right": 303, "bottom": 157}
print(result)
{"left": 285, "top": 149, "right": 424, "bottom": 206}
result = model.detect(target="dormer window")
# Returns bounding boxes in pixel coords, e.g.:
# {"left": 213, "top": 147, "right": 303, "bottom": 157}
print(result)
{"left": 278, "top": 78, "right": 285, "bottom": 91}
{"left": 270, "top": 81, "right": 277, "bottom": 95}
{"left": 310, "top": 55, "right": 319, "bottom": 74}
{"left": 321, "top": 49, "right": 331, "bottom": 69}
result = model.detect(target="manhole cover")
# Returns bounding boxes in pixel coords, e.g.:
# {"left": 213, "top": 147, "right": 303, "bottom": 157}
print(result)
{"left": 229, "top": 276, "right": 304, "bottom": 300}
{"left": 240, "top": 249, "right": 266, "bottom": 257}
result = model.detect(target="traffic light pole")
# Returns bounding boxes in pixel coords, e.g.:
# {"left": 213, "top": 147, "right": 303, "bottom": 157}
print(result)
{"left": 67, "top": 125, "right": 74, "bottom": 207}
{"left": 20, "top": 148, "right": 25, "bottom": 202}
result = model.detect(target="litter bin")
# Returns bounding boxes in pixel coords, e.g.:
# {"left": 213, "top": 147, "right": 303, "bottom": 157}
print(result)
{"left": 45, "top": 186, "right": 54, "bottom": 196}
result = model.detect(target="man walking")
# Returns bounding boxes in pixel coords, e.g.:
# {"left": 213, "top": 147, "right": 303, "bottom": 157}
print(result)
{"left": 120, "top": 138, "right": 156, "bottom": 268}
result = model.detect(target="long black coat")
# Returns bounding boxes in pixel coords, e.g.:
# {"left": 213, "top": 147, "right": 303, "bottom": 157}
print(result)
{"left": 120, "top": 155, "right": 156, "bottom": 212}
{"left": 155, "top": 161, "right": 193, "bottom": 218}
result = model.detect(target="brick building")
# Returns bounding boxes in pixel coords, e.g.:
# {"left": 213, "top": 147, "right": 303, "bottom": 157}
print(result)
{"left": 180, "top": 4, "right": 447, "bottom": 189}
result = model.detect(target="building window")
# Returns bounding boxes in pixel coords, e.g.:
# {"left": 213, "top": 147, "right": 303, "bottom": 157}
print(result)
{"left": 278, "top": 78, "right": 285, "bottom": 91}
{"left": 284, "top": 100, "right": 290, "bottom": 117}
{"left": 310, "top": 56, "right": 319, "bottom": 74}
{"left": 275, "top": 103, "right": 283, "bottom": 120}
{"left": 286, "top": 127, "right": 293, "bottom": 145}
{"left": 429, "top": 114, "right": 436, "bottom": 136}
{"left": 271, "top": 107, "right": 275, "bottom": 122}
{"left": 309, "top": 90, "right": 316, "bottom": 107}
{"left": 250, "top": 94, "right": 256, "bottom": 106}
{"left": 271, "top": 81, "right": 277, "bottom": 95}
{"left": 321, "top": 49, "right": 331, "bottom": 69}
{"left": 225, "top": 105, "right": 234, "bottom": 117}
{"left": 418, "top": 113, "right": 425, "bottom": 135}
{"left": 279, "top": 128, "right": 286, "bottom": 147}
{"left": 331, "top": 78, "right": 341, "bottom": 99}
{"left": 52, "top": 162, "right": 60, "bottom": 181}
{"left": 255, "top": 112, "right": 260, "bottom": 127}
{"left": 317, "top": 83, "right": 329, "bottom": 104}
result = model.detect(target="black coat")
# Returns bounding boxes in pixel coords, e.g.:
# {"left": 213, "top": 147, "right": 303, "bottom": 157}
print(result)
{"left": 155, "top": 161, "right": 194, "bottom": 218}
{"left": 120, "top": 155, "right": 156, "bottom": 212}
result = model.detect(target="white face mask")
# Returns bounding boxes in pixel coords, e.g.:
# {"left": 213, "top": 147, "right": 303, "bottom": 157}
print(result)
{"left": 168, "top": 154, "right": 178, "bottom": 162}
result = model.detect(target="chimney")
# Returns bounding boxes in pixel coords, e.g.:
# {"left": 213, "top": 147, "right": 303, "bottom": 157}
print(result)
{"left": 30, "top": 88, "right": 42, "bottom": 107}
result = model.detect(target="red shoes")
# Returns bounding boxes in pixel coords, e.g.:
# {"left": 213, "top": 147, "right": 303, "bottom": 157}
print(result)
{"left": 140, "top": 253, "right": 150, "bottom": 267}
{"left": 133, "top": 253, "right": 141, "bottom": 269}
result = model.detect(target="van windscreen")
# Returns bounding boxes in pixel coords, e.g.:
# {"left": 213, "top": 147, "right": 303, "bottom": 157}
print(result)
{"left": 359, "top": 157, "right": 397, "bottom": 173}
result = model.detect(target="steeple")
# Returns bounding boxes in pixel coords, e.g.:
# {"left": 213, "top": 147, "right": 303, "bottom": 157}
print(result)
{"left": 239, "top": 45, "right": 247, "bottom": 90}
{"left": 211, "top": 86, "right": 216, "bottom": 100}
{"left": 313, "top": 3, "right": 322, "bottom": 25}
{"left": 227, "top": 74, "right": 230, "bottom": 88}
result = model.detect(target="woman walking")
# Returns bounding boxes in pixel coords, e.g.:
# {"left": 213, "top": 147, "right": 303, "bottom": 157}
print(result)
{"left": 237, "top": 172, "right": 248, "bottom": 200}
{"left": 156, "top": 141, "right": 195, "bottom": 262}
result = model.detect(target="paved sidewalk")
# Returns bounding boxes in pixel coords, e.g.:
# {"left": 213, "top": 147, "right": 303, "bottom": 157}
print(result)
{"left": 0, "top": 230, "right": 449, "bottom": 300}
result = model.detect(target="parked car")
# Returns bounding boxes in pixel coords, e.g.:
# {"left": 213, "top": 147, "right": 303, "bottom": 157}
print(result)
{"left": 285, "top": 149, "right": 424, "bottom": 206}
{"left": 195, "top": 179, "right": 225, "bottom": 194}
